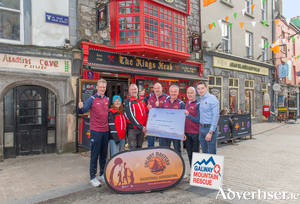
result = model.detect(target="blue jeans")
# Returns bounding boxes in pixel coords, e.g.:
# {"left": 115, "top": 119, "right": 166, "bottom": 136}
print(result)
{"left": 90, "top": 130, "right": 109, "bottom": 180}
{"left": 109, "top": 138, "right": 125, "bottom": 157}
{"left": 147, "top": 136, "right": 162, "bottom": 147}
{"left": 185, "top": 133, "right": 200, "bottom": 167}
{"left": 160, "top": 138, "right": 181, "bottom": 155}
{"left": 199, "top": 127, "right": 218, "bottom": 154}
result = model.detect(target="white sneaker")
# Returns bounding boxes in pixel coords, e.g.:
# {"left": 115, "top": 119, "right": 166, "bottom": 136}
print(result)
{"left": 98, "top": 175, "right": 106, "bottom": 184}
{"left": 90, "top": 177, "right": 101, "bottom": 187}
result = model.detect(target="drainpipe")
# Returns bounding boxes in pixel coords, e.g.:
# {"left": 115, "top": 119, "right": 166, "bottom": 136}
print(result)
{"left": 75, "top": 47, "right": 84, "bottom": 153}
{"left": 199, "top": 0, "right": 203, "bottom": 60}
{"left": 271, "top": 0, "right": 276, "bottom": 121}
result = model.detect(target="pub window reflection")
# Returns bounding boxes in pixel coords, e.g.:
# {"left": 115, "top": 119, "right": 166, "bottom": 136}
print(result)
{"left": 229, "top": 78, "right": 239, "bottom": 113}
{"left": 208, "top": 76, "right": 222, "bottom": 110}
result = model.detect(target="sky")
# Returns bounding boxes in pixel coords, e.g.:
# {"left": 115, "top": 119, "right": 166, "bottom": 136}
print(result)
{"left": 282, "top": 0, "right": 300, "bottom": 19}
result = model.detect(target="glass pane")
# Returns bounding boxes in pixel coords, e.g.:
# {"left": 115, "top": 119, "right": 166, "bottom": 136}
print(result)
{"left": 0, "top": 11, "right": 20, "bottom": 40}
{"left": 154, "top": 11, "right": 158, "bottom": 17}
{"left": 134, "top": 16, "right": 140, "bottom": 22}
{"left": 126, "top": 1, "right": 131, "bottom": 6}
{"left": 1, "top": 0, "right": 20, "bottom": 10}
{"left": 155, "top": 34, "right": 158, "bottom": 39}
{"left": 149, "top": 9, "right": 153, "bottom": 15}
{"left": 34, "top": 92, "right": 41, "bottom": 99}
{"left": 127, "top": 38, "right": 133, "bottom": 43}
{"left": 150, "top": 25, "right": 153, "bottom": 31}
{"left": 119, "top": 38, "right": 125, "bottom": 44}
{"left": 119, "top": 8, "right": 125, "bottom": 14}
{"left": 154, "top": 27, "right": 158, "bottom": 32}
{"left": 126, "top": 24, "right": 132, "bottom": 29}
{"left": 169, "top": 44, "right": 172, "bottom": 49}
{"left": 145, "top": 38, "right": 149, "bottom": 44}
{"left": 133, "top": 0, "right": 139, "bottom": 5}
{"left": 161, "top": 41, "right": 164, "bottom": 47}
{"left": 4, "top": 89, "right": 14, "bottom": 126}
{"left": 119, "top": 17, "right": 125, "bottom": 23}
{"left": 150, "top": 18, "right": 153, "bottom": 24}
{"left": 154, "top": 20, "right": 158, "bottom": 26}
{"left": 48, "top": 130, "right": 55, "bottom": 144}
{"left": 35, "top": 101, "right": 42, "bottom": 108}
{"left": 250, "top": 81, "right": 253, "bottom": 88}
{"left": 145, "top": 24, "right": 149, "bottom": 30}
{"left": 144, "top": 7, "right": 148, "bottom": 14}
{"left": 229, "top": 88, "right": 238, "bottom": 113}
{"left": 134, "top": 23, "right": 140, "bottom": 29}
{"left": 36, "top": 108, "right": 42, "bottom": 116}
{"left": 155, "top": 40, "right": 158, "bottom": 46}
{"left": 234, "top": 79, "right": 238, "bottom": 87}
{"left": 134, "top": 30, "right": 140, "bottom": 36}
{"left": 119, "top": 1, "right": 125, "bottom": 7}
{"left": 134, "top": 37, "right": 140, "bottom": 43}
{"left": 119, "top": 24, "right": 125, "bottom": 30}
{"left": 145, "top": 17, "right": 148, "bottom": 23}
{"left": 133, "top": 7, "right": 139, "bottom": 13}
{"left": 229, "top": 79, "right": 233, "bottom": 86}
{"left": 28, "top": 101, "right": 34, "bottom": 108}
{"left": 126, "top": 17, "right": 132, "bottom": 22}
{"left": 119, "top": 31, "right": 125, "bottom": 37}
{"left": 145, "top": 31, "right": 149, "bottom": 37}
{"left": 216, "top": 78, "right": 221, "bottom": 86}
{"left": 209, "top": 77, "right": 215, "bottom": 85}
{"left": 126, "top": 8, "right": 132, "bottom": 13}
{"left": 150, "top": 39, "right": 153, "bottom": 45}
{"left": 150, "top": 32, "right": 153, "bottom": 38}
{"left": 245, "top": 81, "right": 249, "bottom": 87}
{"left": 35, "top": 117, "right": 42, "bottom": 125}
{"left": 209, "top": 87, "right": 222, "bottom": 110}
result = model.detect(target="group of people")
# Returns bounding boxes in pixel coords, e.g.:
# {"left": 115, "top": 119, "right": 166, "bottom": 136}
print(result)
{"left": 77, "top": 78, "right": 220, "bottom": 187}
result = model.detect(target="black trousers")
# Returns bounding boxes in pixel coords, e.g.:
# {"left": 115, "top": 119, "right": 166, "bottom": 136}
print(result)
{"left": 185, "top": 133, "right": 200, "bottom": 167}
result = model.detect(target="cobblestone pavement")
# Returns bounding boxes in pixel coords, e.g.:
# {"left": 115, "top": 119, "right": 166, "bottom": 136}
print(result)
{"left": 0, "top": 122, "right": 299, "bottom": 203}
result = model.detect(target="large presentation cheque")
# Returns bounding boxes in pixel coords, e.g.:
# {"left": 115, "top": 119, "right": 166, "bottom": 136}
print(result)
{"left": 146, "top": 108, "right": 186, "bottom": 140}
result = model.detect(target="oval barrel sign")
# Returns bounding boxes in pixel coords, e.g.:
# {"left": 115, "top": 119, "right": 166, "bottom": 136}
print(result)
{"left": 104, "top": 147, "right": 185, "bottom": 194}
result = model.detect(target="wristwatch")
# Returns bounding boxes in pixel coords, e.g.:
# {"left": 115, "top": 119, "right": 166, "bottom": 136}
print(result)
{"left": 208, "top": 131, "right": 212, "bottom": 134}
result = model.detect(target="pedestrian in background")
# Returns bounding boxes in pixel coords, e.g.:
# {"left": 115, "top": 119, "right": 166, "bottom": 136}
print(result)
{"left": 145, "top": 82, "right": 169, "bottom": 147}
{"left": 196, "top": 81, "right": 219, "bottom": 154}
{"left": 124, "top": 84, "right": 148, "bottom": 150}
{"left": 108, "top": 95, "right": 126, "bottom": 157}
{"left": 77, "top": 78, "right": 109, "bottom": 187}
{"left": 184, "top": 87, "right": 200, "bottom": 167}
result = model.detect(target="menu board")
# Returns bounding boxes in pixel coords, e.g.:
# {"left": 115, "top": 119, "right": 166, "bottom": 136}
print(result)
{"left": 79, "top": 79, "right": 98, "bottom": 105}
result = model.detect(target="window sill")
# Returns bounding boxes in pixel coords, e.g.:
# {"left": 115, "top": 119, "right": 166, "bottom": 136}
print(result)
{"left": 220, "top": 0, "right": 234, "bottom": 8}
{"left": 261, "top": 20, "right": 269, "bottom": 26}
{"left": 245, "top": 12, "right": 255, "bottom": 19}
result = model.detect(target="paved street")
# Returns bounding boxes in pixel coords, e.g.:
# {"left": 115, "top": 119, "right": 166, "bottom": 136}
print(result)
{"left": 0, "top": 122, "right": 299, "bottom": 204}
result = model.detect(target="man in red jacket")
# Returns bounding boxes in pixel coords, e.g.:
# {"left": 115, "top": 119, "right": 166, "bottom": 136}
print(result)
{"left": 77, "top": 78, "right": 109, "bottom": 187}
{"left": 124, "top": 84, "right": 148, "bottom": 150}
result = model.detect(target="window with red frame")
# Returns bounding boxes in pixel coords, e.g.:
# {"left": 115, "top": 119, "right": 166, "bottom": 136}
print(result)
{"left": 116, "top": 0, "right": 186, "bottom": 52}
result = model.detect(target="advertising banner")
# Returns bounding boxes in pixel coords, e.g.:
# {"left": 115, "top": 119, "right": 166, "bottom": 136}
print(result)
{"left": 231, "top": 114, "right": 251, "bottom": 139}
{"left": 146, "top": 108, "right": 186, "bottom": 140}
{"left": 190, "top": 153, "right": 224, "bottom": 190}
{"left": 288, "top": 108, "right": 297, "bottom": 120}
{"left": 278, "top": 107, "right": 287, "bottom": 122}
{"left": 217, "top": 115, "right": 231, "bottom": 143}
{"left": 81, "top": 117, "right": 91, "bottom": 150}
{"left": 104, "top": 147, "right": 185, "bottom": 193}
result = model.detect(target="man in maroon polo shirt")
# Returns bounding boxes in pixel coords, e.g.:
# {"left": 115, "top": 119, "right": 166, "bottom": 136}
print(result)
{"left": 77, "top": 78, "right": 109, "bottom": 187}
{"left": 160, "top": 85, "right": 185, "bottom": 154}
{"left": 184, "top": 87, "right": 200, "bottom": 167}
{"left": 145, "top": 83, "right": 169, "bottom": 147}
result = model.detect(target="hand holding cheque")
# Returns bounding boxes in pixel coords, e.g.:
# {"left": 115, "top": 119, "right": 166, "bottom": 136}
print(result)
{"left": 146, "top": 108, "right": 186, "bottom": 140}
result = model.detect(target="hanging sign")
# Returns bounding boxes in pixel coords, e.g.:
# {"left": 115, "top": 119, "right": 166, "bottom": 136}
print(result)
{"left": 278, "top": 64, "right": 289, "bottom": 78}
{"left": 97, "top": 5, "right": 109, "bottom": 30}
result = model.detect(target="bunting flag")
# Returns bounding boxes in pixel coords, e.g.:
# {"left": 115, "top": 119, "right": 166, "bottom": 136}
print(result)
{"left": 229, "top": 23, "right": 233, "bottom": 28}
{"left": 271, "top": 38, "right": 280, "bottom": 54}
{"left": 286, "top": 18, "right": 291, "bottom": 24}
{"left": 294, "top": 57, "right": 297, "bottom": 61}
{"left": 282, "top": 39, "right": 286, "bottom": 44}
{"left": 240, "top": 22, "right": 244, "bottom": 29}
{"left": 209, "top": 24, "right": 213, "bottom": 30}
{"left": 242, "top": 9, "right": 246, "bottom": 16}
{"left": 274, "top": 19, "right": 279, "bottom": 25}
{"left": 225, "top": 16, "right": 229, "bottom": 23}
{"left": 262, "top": 0, "right": 266, "bottom": 5}
{"left": 203, "top": 0, "right": 217, "bottom": 7}
{"left": 233, "top": 12, "right": 237, "bottom": 19}
{"left": 291, "top": 36, "right": 295, "bottom": 42}
{"left": 251, "top": 21, "right": 256, "bottom": 27}
{"left": 212, "top": 22, "right": 216, "bottom": 27}
{"left": 258, "top": 44, "right": 262, "bottom": 48}
{"left": 218, "top": 20, "right": 222, "bottom": 29}
{"left": 263, "top": 21, "right": 268, "bottom": 26}
{"left": 251, "top": 4, "right": 255, "bottom": 12}
{"left": 298, "top": 56, "right": 300, "bottom": 59}
{"left": 264, "top": 42, "right": 269, "bottom": 48}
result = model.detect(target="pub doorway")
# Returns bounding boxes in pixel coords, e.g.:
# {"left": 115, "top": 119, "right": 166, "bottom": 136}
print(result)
{"left": 3, "top": 85, "right": 56, "bottom": 159}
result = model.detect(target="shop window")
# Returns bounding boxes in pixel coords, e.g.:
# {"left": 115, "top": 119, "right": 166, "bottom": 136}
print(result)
{"left": 0, "top": 0, "right": 23, "bottom": 44}
{"left": 116, "top": 0, "right": 186, "bottom": 52}
{"left": 208, "top": 76, "right": 222, "bottom": 110}
{"left": 229, "top": 78, "right": 239, "bottom": 113}
{"left": 245, "top": 80, "right": 255, "bottom": 117}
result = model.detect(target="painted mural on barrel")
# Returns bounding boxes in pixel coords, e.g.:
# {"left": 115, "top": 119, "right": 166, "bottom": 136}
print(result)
{"left": 104, "top": 147, "right": 185, "bottom": 193}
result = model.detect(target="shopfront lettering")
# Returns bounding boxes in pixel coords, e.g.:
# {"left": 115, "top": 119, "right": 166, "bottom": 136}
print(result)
{"left": 2, "top": 55, "right": 31, "bottom": 64}
{"left": 230, "top": 62, "right": 261, "bottom": 72}
{"left": 25, "top": 64, "right": 47, "bottom": 69}
{"left": 158, "top": 62, "right": 173, "bottom": 70}
{"left": 120, "top": 56, "right": 133, "bottom": 65}
{"left": 136, "top": 58, "right": 156, "bottom": 69}
{"left": 40, "top": 60, "right": 59, "bottom": 67}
